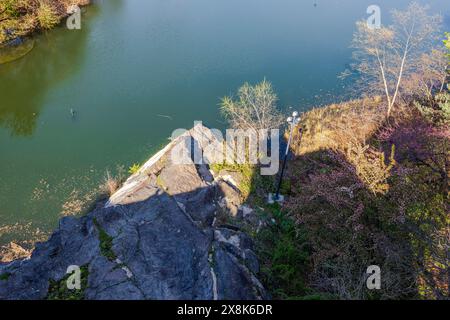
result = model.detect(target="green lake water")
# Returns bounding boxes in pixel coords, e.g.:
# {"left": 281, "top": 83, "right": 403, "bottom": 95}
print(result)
{"left": 0, "top": 0, "right": 449, "bottom": 243}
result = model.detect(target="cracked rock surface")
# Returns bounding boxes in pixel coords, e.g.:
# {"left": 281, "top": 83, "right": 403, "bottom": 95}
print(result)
{"left": 0, "top": 124, "right": 267, "bottom": 300}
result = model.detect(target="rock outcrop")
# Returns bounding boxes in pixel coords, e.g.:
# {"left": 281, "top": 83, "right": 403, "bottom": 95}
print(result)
{"left": 0, "top": 124, "right": 266, "bottom": 300}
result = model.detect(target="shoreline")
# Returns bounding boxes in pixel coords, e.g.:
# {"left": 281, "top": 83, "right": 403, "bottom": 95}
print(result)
{"left": 0, "top": 0, "right": 90, "bottom": 46}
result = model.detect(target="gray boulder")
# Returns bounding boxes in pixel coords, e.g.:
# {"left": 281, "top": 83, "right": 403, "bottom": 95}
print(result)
{"left": 0, "top": 124, "right": 266, "bottom": 300}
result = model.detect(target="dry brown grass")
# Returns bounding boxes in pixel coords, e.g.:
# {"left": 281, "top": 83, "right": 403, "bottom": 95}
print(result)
{"left": 98, "top": 166, "right": 127, "bottom": 197}
{"left": 290, "top": 96, "right": 406, "bottom": 194}
{"left": 291, "top": 96, "right": 385, "bottom": 156}
{"left": 99, "top": 171, "right": 119, "bottom": 196}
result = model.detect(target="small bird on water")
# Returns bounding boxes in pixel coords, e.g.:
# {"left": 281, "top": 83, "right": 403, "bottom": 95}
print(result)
{"left": 156, "top": 114, "right": 173, "bottom": 120}
{"left": 70, "top": 108, "right": 76, "bottom": 118}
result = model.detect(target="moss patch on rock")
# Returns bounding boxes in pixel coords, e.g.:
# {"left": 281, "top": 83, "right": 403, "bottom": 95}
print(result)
{"left": 0, "top": 272, "right": 11, "bottom": 281}
{"left": 46, "top": 265, "right": 89, "bottom": 300}
{"left": 93, "top": 218, "right": 117, "bottom": 261}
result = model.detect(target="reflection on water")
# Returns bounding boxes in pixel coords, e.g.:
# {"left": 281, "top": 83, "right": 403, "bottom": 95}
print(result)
{"left": 0, "top": 9, "right": 95, "bottom": 136}
{"left": 0, "top": 38, "right": 35, "bottom": 65}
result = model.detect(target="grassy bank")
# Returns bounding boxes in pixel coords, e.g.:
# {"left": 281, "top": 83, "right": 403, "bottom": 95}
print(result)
{"left": 0, "top": 0, "right": 89, "bottom": 45}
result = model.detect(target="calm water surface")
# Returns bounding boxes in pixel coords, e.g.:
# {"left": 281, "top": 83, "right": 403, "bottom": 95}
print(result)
{"left": 0, "top": 0, "right": 449, "bottom": 242}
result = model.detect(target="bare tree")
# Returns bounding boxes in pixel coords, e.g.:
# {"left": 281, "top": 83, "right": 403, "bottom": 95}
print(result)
{"left": 402, "top": 49, "right": 448, "bottom": 102}
{"left": 220, "top": 79, "right": 284, "bottom": 132}
{"left": 349, "top": 2, "right": 444, "bottom": 117}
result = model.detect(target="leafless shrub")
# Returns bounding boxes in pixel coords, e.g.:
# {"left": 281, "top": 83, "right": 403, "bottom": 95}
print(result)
{"left": 220, "top": 79, "right": 284, "bottom": 133}
{"left": 402, "top": 49, "right": 448, "bottom": 103}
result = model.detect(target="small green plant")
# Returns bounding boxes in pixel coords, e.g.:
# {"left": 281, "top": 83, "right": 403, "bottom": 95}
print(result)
{"left": 279, "top": 179, "right": 292, "bottom": 195}
{"left": 128, "top": 163, "right": 141, "bottom": 174}
{"left": 93, "top": 218, "right": 117, "bottom": 261}
{"left": 36, "top": 1, "right": 60, "bottom": 30}
{"left": 0, "top": 272, "right": 11, "bottom": 281}
{"left": 2, "top": 0, "right": 19, "bottom": 17}
{"left": 46, "top": 265, "right": 89, "bottom": 300}
{"left": 210, "top": 162, "right": 255, "bottom": 198}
